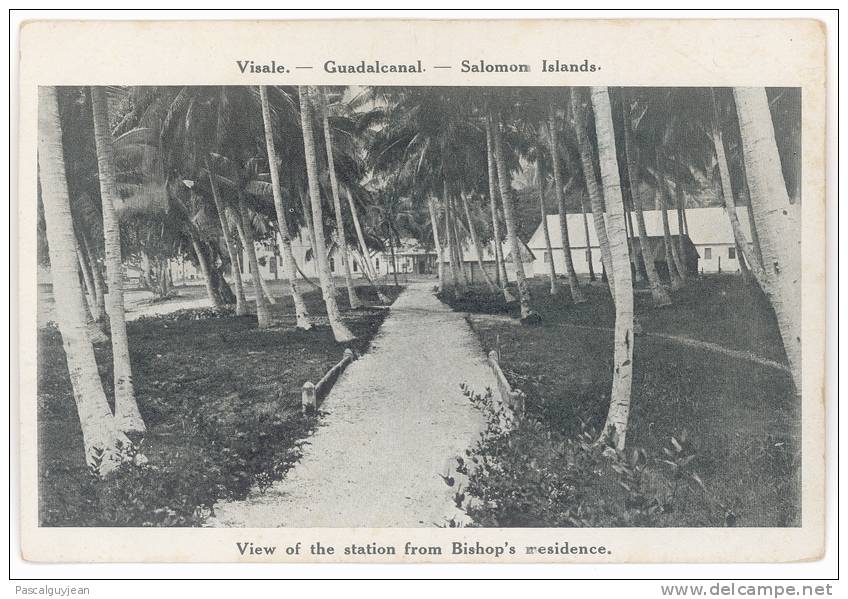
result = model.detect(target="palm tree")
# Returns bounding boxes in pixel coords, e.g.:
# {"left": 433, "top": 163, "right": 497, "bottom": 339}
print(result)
{"left": 38, "top": 86, "right": 128, "bottom": 475}
{"left": 258, "top": 86, "right": 313, "bottom": 330}
{"left": 621, "top": 91, "right": 671, "bottom": 308}
{"left": 547, "top": 102, "right": 585, "bottom": 302}
{"left": 490, "top": 112, "right": 537, "bottom": 322}
{"left": 427, "top": 197, "right": 445, "bottom": 292}
{"left": 459, "top": 189, "right": 498, "bottom": 294}
{"left": 205, "top": 156, "right": 248, "bottom": 316}
{"left": 535, "top": 160, "right": 559, "bottom": 295}
{"left": 317, "top": 87, "right": 362, "bottom": 310}
{"left": 733, "top": 87, "right": 801, "bottom": 393}
{"left": 484, "top": 114, "right": 511, "bottom": 296}
{"left": 709, "top": 88, "right": 764, "bottom": 285}
{"left": 591, "top": 87, "right": 635, "bottom": 451}
{"left": 234, "top": 196, "right": 272, "bottom": 328}
{"left": 571, "top": 88, "right": 615, "bottom": 297}
{"left": 90, "top": 87, "right": 147, "bottom": 437}
{"left": 299, "top": 86, "right": 355, "bottom": 342}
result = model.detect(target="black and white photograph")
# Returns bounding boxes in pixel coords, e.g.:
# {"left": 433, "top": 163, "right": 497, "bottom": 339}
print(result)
{"left": 35, "top": 83, "right": 803, "bottom": 529}
{"left": 13, "top": 15, "right": 832, "bottom": 575}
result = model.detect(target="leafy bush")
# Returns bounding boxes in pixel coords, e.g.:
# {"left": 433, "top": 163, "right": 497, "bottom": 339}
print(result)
{"left": 450, "top": 386, "right": 717, "bottom": 528}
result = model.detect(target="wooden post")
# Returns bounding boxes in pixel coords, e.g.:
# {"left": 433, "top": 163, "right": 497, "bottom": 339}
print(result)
{"left": 301, "top": 381, "right": 316, "bottom": 415}
{"left": 343, "top": 348, "right": 354, "bottom": 364}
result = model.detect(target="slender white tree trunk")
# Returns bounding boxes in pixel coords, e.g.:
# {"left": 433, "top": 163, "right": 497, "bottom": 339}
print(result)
{"left": 460, "top": 191, "right": 498, "bottom": 293}
{"left": 257, "top": 87, "right": 313, "bottom": 329}
{"left": 580, "top": 196, "right": 596, "bottom": 281}
{"left": 317, "top": 87, "right": 362, "bottom": 309}
{"left": 734, "top": 87, "right": 802, "bottom": 393}
{"left": 571, "top": 89, "right": 616, "bottom": 299}
{"left": 656, "top": 169, "right": 684, "bottom": 290}
{"left": 428, "top": 197, "right": 445, "bottom": 293}
{"left": 547, "top": 107, "right": 585, "bottom": 302}
{"left": 191, "top": 236, "right": 222, "bottom": 307}
{"left": 491, "top": 114, "right": 536, "bottom": 321}
{"left": 485, "top": 117, "right": 512, "bottom": 296}
{"left": 536, "top": 162, "right": 559, "bottom": 295}
{"left": 621, "top": 96, "right": 671, "bottom": 307}
{"left": 91, "top": 87, "right": 146, "bottom": 437}
{"left": 39, "top": 86, "right": 128, "bottom": 475}
{"left": 299, "top": 86, "right": 355, "bottom": 342}
{"left": 591, "top": 87, "right": 635, "bottom": 451}
{"left": 82, "top": 235, "right": 106, "bottom": 321}
{"left": 344, "top": 187, "right": 388, "bottom": 303}
{"left": 206, "top": 159, "right": 247, "bottom": 315}
{"left": 234, "top": 199, "right": 271, "bottom": 328}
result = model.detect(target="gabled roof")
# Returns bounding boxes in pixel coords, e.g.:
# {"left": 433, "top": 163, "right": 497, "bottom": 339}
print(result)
{"left": 441, "top": 239, "right": 535, "bottom": 263}
{"left": 527, "top": 206, "right": 754, "bottom": 250}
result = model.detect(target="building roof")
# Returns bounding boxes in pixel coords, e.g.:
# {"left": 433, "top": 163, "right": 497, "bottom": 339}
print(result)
{"left": 527, "top": 206, "right": 754, "bottom": 251}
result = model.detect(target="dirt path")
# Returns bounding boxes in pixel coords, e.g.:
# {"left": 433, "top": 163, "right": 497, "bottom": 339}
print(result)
{"left": 208, "top": 281, "right": 491, "bottom": 528}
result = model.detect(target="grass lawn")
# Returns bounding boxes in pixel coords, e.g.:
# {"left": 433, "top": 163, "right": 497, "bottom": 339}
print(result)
{"left": 37, "top": 283, "right": 403, "bottom": 527}
{"left": 442, "top": 274, "right": 800, "bottom": 527}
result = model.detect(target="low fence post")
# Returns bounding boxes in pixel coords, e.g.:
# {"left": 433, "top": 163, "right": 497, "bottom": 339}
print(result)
{"left": 301, "top": 381, "right": 316, "bottom": 415}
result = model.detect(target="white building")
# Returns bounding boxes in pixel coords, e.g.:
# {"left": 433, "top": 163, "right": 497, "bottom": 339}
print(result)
{"left": 526, "top": 206, "right": 755, "bottom": 277}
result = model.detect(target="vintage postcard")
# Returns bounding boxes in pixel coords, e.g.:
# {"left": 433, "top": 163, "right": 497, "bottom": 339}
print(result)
{"left": 17, "top": 18, "right": 827, "bottom": 564}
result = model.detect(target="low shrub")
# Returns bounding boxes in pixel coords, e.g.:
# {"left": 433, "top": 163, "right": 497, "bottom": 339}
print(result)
{"left": 450, "top": 386, "right": 720, "bottom": 528}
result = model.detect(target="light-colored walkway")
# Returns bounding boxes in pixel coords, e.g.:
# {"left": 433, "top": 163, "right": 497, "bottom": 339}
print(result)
{"left": 209, "top": 281, "right": 492, "bottom": 528}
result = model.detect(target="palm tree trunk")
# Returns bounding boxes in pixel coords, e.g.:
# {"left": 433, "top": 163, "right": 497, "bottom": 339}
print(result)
{"left": 190, "top": 235, "right": 222, "bottom": 307}
{"left": 299, "top": 86, "right": 355, "bottom": 342}
{"left": 234, "top": 198, "right": 271, "bottom": 328}
{"left": 428, "top": 197, "right": 445, "bottom": 293}
{"left": 710, "top": 92, "right": 765, "bottom": 284}
{"left": 449, "top": 194, "right": 470, "bottom": 290}
{"left": 344, "top": 188, "right": 388, "bottom": 303}
{"left": 590, "top": 86, "right": 635, "bottom": 451}
{"left": 460, "top": 191, "right": 498, "bottom": 293}
{"left": 656, "top": 174, "right": 684, "bottom": 290}
{"left": 317, "top": 87, "right": 362, "bottom": 310}
{"left": 733, "top": 87, "right": 801, "bottom": 393}
{"left": 536, "top": 162, "right": 559, "bottom": 295}
{"left": 258, "top": 270, "right": 277, "bottom": 304}
{"left": 388, "top": 232, "right": 400, "bottom": 288}
{"left": 580, "top": 196, "right": 596, "bottom": 281}
{"left": 491, "top": 113, "right": 536, "bottom": 321}
{"left": 443, "top": 184, "right": 463, "bottom": 295}
{"left": 76, "top": 239, "right": 97, "bottom": 314}
{"left": 206, "top": 159, "right": 247, "bottom": 315}
{"left": 674, "top": 183, "right": 690, "bottom": 282}
{"left": 39, "top": 86, "right": 127, "bottom": 475}
{"left": 485, "top": 118, "right": 511, "bottom": 293}
{"left": 571, "top": 89, "right": 616, "bottom": 299}
{"left": 621, "top": 96, "right": 671, "bottom": 307}
{"left": 299, "top": 188, "right": 319, "bottom": 277}
{"left": 257, "top": 89, "right": 313, "bottom": 328}
{"left": 82, "top": 235, "right": 106, "bottom": 321}
{"left": 91, "top": 86, "right": 146, "bottom": 437}
{"left": 547, "top": 108, "right": 585, "bottom": 302}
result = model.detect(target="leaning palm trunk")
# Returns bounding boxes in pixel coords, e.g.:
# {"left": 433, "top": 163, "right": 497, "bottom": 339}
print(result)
{"left": 485, "top": 117, "right": 511, "bottom": 293}
{"left": 443, "top": 185, "right": 463, "bottom": 295}
{"left": 78, "top": 277, "right": 109, "bottom": 344}
{"left": 82, "top": 235, "right": 106, "bottom": 321}
{"left": 258, "top": 87, "right": 311, "bottom": 329}
{"left": 39, "top": 86, "right": 128, "bottom": 475}
{"left": 673, "top": 184, "right": 689, "bottom": 282}
{"left": 317, "top": 87, "right": 362, "bottom": 310}
{"left": 491, "top": 114, "right": 536, "bottom": 321}
{"left": 536, "top": 163, "right": 559, "bottom": 295}
{"left": 656, "top": 176, "right": 684, "bottom": 290}
{"left": 733, "top": 87, "right": 802, "bottom": 394}
{"left": 460, "top": 191, "right": 498, "bottom": 294}
{"left": 76, "top": 239, "right": 98, "bottom": 314}
{"left": 206, "top": 159, "right": 247, "bottom": 315}
{"left": 91, "top": 87, "right": 146, "bottom": 437}
{"left": 547, "top": 109, "right": 585, "bottom": 302}
{"left": 450, "top": 195, "right": 470, "bottom": 290}
{"left": 234, "top": 198, "right": 272, "bottom": 328}
{"left": 258, "top": 270, "right": 277, "bottom": 305}
{"left": 590, "top": 86, "right": 635, "bottom": 451}
{"left": 344, "top": 188, "right": 388, "bottom": 304}
{"left": 621, "top": 98, "right": 671, "bottom": 307}
{"left": 190, "top": 236, "right": 223, "bottom": 307}
{"left": 580, "top": 196, "right": 596, "bottom": 281}
{"left": 428, "top": 197, "right": 445, "bottom": 293}
{"left": 571, "top": 89, "right": 615, "bottom": 298}
{"left": 710, "top": 90, "right": 765, "bottom": 286}
{"left": 299, "top": 86, "right": 355, "bottom": 342}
